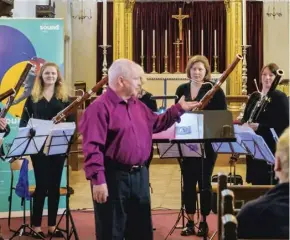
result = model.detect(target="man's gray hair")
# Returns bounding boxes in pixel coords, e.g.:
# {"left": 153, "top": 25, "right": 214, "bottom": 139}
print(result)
{"left": 108, "top": 59, "right": 144, "bottom": 86}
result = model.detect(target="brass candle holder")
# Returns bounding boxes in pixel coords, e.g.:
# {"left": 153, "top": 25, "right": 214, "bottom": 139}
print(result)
{"left": 151, "top": 55, "right": 157, "bottom": 73}
{"left": 212, "top": 55, "right": 220, "bottom": 74}
{"left": 173, "top": 39, "right": 182, "bottom": 73}
{"left": 99, "top": 44, "right": 111, "bottom": 78}
{"left": 241, "top": 44, "right": 251, "bottom": 95}
{"left": 140, "top": 55, "right": 145, "bottom": 70}
{"left": 163, "top": 55, "right": 169, "bottom": 73}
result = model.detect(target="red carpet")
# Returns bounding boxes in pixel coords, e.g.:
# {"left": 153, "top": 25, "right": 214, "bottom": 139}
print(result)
{"left": 0, "top": 210, "right": 218, "bottom": 239}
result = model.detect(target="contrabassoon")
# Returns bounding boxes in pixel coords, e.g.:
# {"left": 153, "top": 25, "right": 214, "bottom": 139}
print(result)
{"left": 0, "top": 63, "right": 33, "bottom": 118}
{"left": 52, "top": 76, "right": 108, "bottom": 124}
{"left": 194, "top": 54, "right": 243, "bottom": 110}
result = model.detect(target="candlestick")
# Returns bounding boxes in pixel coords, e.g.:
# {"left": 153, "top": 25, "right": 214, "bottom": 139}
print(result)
{"left": 214, "top": 29, "right": 217, "bottom": 56}
{"left": 201, "top": 29, "right": 204, "bottom": 55}
{"left": 242, "top": 0, "right": 247, "bottom": 45}
{"left": 174, "top": 39, "right": 183, "bottom": 73}
{"left": 241, "top": 44, "right": 251, "bottom": 95}
{"left": 103, "top": 0, "right": 107, "bottom": 46}
{"left": 141, "top": 30, "right": 144, "bottom": 56}
{"left": 151, "top": 55, "right": 157, "bottom": 73}
{"left": 188, "top": 29, "right": 191, "bottom": 56}
{"left": 140, "top": 55, "right": 144, "bottom": 70}
{"left": 165, "top": 30, "right": 167, "bottom": 56}
{"left": 212, "top": 55, "right": 219, "bottom": 74}
{"left": 152, "top": 30, "right": 155, "bottom": 56}
{"left": 163, "top": 55, "right": 169, "bottom": 74}
{"left": 99, "top": 44, "right": 111, "bottom": 78}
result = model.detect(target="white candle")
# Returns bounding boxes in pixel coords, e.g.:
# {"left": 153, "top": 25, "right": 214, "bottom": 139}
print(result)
{"left": 188, "top": 30, "right": 191, "bottom": 56}
{"left": 153, "top": 30, "right": 155, "bottom": 56}
{"left": 214, "top": 29, "right": 217, "bottom": 56}
{"left": 141, "top": 30, "right": 144, "bottom": 56}
{"left": 103, "top": 0, "right": 107, "bottom": 46}
{"left": 165, "top": 30, "right": 167, "bottom": 55}
{"left": 242, "top": 0, "right": 247, "bottom": 45}
{"left": 201, "top": 29, "right": 204, "bottom": 55}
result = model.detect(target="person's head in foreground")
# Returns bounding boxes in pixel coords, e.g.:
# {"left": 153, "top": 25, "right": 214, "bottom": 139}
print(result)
{"left": 108, "top": 59, "right": 144, "bottom": 100}
{"left": 274, "top": 127, "right": 289, "bottom": 184}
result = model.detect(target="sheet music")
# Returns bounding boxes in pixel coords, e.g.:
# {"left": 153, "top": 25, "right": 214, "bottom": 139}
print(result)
{"left": 181, "top": 143, "right": 205, "bottom": 157}
{"left": 212, "top": 134, "right": 249, "bottom": 154}
{"left": 6, "top": 126, "right": 49, "bottom": 157}
{"left": 157, "top": 143, "right": 180, "bottom": 158}
{"left": 270, "top": 128, "right": 279, "bottom": 143}
{"left": 252, "top": 134, "right": 275, "bottom": 164}
{"left": 44, "top": 122, "right": 76, "bottom": 155}
{"left": 175, "top": 113, "right": 204, "bottom": 140}
{"left": 234, "top": 124, "right": 255, "bottom": 134}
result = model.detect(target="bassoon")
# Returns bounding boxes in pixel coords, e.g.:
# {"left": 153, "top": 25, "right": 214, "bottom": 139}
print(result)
{"left": 0, "top": 63, "right": 33, "bottom": 118}
{"left": 247, "top": 69, "right": 284, "bottom": 123}
{"left": 0, "top": 88, "right": 15, "bottom": 102}
{"left": 194, "top": 54, "right": 243, "bottom": 110}
{"left": 52, "top": 76, "right": 108, "bottom": 124}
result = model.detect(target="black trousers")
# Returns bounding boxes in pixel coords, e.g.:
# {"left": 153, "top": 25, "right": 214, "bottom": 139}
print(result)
{"left": 246, "top": 157, "right": 277, "bottom": 185}
{"left": 92, "top": 166, "right": 153, "bottom": 240}
{"left": 31, "top": 154, "right": 65, "bottom": 227}
{"left": 182, "top": 143, "right": 217, "bottom": 216}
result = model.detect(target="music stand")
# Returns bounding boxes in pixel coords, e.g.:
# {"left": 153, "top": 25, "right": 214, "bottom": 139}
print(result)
{"left": 212, "top": 126, "right": 251, "bottom": 185}
{"left": 7, "top": 126, "right": 49, "bottom": 240}
{"left": 45, "top": 122, "right": 79, "bottom": 240}
{"left": 153, "top": 110, "right": 235, "bottom": 240}
{"left": 236, "top": 128, "right": 276, "bottom": 184}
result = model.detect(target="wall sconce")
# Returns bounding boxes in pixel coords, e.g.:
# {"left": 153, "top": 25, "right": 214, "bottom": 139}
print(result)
{"left": 72, "top": 0, "right": 92, "bottom": 22}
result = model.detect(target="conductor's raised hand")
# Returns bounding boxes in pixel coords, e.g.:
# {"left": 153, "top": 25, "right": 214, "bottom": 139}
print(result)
{"left": 92, "top": 183, "right": 109, "bottom": 203}
{"left": 178, "top": 96, "right": 201, "bottom": 111}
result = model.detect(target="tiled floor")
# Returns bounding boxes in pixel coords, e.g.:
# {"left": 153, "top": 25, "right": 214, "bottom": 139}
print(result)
{"left": 69, "top": 156, "right": 247, "bottom": 210}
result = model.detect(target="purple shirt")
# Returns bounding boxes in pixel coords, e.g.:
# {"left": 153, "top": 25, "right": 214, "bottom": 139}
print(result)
{"left": 79, "top": 87, "right": 185, "bottom": 185}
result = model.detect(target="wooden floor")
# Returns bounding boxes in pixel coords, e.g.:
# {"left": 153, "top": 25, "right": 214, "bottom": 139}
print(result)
{"left": 69, "top": 155, "right": 247, "bottom": 210}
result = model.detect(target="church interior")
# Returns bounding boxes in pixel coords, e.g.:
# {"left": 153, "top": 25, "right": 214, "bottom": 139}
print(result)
{"left": 0, "top": 0, "right": 289, "bottom": 239}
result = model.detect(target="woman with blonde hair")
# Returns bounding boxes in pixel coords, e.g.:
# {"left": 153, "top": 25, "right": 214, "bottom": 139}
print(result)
{"left": 175, "top": 55, "right": 227, "bottom": 237}
{"left": 20, "top": 62, "right": 75, "bottom": 238}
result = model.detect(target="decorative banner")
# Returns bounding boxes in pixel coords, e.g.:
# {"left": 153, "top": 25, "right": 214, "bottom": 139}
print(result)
{"left": 0, "top": 18, "right": 65, "bottom": 214}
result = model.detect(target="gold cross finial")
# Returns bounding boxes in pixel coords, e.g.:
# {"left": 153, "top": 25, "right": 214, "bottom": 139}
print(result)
{"left": 172, "top": 8, "right": 189, "bottom": 41}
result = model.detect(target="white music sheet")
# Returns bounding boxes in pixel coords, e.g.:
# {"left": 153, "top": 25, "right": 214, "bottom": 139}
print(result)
{"left": 44, "top": 122, "right": 76, "bottom": 156}
{"left": 175, "top": 113, "right": 204, "bottom": 140}
{"left": 212, "top": 134, "right": 248, "bottom": 154}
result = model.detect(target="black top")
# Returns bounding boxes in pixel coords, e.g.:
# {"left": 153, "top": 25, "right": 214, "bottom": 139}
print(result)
{"left": 175, "top": 81, "right": 227, "bottom": 110}
{"left": 175, "top": 81, "right": 227, "bottom": 161}
{"left": 241, "top": 90, "right": 289, "bottom": 153}
{"left": 237, "top": 182, "right": 289, "bottom": 239}
{"left": 20, "top": 95, "right": 75, "bottom": 127}
{"left": 139, "top": 91, "right": 158, "bottom": 112}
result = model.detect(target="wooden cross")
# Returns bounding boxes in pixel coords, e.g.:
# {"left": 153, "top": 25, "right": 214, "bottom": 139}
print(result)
{"left": 172, "top": 8, "right": 189, "bottom": 41}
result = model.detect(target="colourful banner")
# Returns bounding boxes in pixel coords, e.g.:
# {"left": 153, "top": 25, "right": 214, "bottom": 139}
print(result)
{"left": 0, "top": 18, "right": 66, "bottom": 214}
